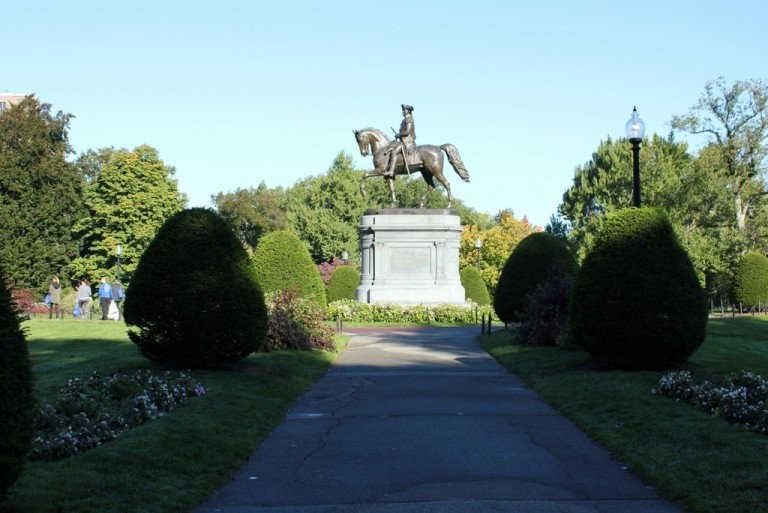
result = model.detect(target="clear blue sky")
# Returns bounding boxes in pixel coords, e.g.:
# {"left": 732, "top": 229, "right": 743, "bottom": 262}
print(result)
{"left": 3, "top": 1, "right": 767, "bottom": 227}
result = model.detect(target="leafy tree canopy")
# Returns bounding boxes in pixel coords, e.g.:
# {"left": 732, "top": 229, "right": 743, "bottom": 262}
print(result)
{"left": 68, "top": 145, "right": 187, "bottom": 283}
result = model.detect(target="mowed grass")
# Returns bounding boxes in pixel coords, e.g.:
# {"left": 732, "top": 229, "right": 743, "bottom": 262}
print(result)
{"left": 483, "top": 316, "right": 768, "bottom": 513}
{"left": 3, "top": 318, "right": 345, "bottom": 513}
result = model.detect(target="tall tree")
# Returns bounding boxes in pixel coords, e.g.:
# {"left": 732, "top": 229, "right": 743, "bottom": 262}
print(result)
{"left": 559, "top": 134, "right": 698, "bottom": 259}
{"left": 68, "top": 145, "right": 187, "bottom": 282}
{"left": 671, "top": 77, "right": 768, "bottom": 231}
{"left": 212, "top": 182, "right": 288, "bottom": 250}
{"left": 0, "top": 96, "right": 84, "bottom": 289}
{"left": 284, "top": 152, "right": 370, "bottom": 263}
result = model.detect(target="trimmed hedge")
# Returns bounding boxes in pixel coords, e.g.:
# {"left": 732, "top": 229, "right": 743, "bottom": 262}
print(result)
{"left": 732, "top": 251, "right": 768, "bottom": 308}
{"left": 493, "top": 232, "right": 576, "bottom": 324}
{"left": 460, "top": 266, "right": 490, "bottom": 305}
{"left": 326, "top": 299, "right": 490, "bottom": 324}
{"left": 124, "top": 208, "right": 268, "bottom": 368}
{"left": 326, "top": 266, "right": 360, "bottom": 303}
{"left": 569, "top": 208, "right": 707, "bottom": 370}
{"left": 252, "top": 230, "right": 326, "bottom": 307}
{"left": 0, "top": 268, "right": 34, "bottom": 499}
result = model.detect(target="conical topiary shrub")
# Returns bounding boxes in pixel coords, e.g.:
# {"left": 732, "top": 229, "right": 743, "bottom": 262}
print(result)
{"left": 252, "top": 230, "right": 326, "bottom": 307}
{"left": 0, "top": 269, "right": 34, "bottom": 499}
{"left": 732, "top": 251, "right": 768, "bottom": 310}
{"left": 460, "top": 266, "right": 490, "bottom": 305}
{"left": 124, "top": 208, "right": 268, "bottom": 368}
{"left": 569, "top": 208, "right": 707, "bottom": 370}
{"left": 493, "top": 232, "right": 576, "bottom": 324}
{"left": 326, "top": 265, "right": 361, "bottom": 303}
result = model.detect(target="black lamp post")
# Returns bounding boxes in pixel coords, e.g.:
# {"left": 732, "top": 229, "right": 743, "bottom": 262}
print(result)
{"left": 625, "top": 106, "right": 646, "bottom": 207}
{"left": 116, "top": 245, "right": 122, "bottom": 281}
{"left": 474, "top": 238, "right": 483, "bottom": 269}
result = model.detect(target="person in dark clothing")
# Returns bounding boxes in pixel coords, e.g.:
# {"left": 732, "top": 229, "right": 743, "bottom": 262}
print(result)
{"left": 48, "top": 276, "right": 62, "bottom": 319}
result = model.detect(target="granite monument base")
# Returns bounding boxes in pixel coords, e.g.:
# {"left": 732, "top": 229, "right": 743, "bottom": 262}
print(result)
{"left": 356, "top": 209, "right": 466, "bottom": 306}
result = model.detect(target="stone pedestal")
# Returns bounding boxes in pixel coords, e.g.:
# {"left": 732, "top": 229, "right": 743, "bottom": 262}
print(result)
{"left": 356, "top": 208, "right": 466, "bottom": 305}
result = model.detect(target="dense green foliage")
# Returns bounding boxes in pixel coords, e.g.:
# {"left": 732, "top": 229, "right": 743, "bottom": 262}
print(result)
{"left": 732, "top": 251, "right": 768, "bottom": 308}
{"left": 124, "top": 208, "right": 267, "bottom": 367}
{"left": 493, "top": 232, "right": 576, "bottom": 324}
{"left": 460, "top": 266, "right": 490, "bottom": 305}
{"left": 569, "top": 208, "right": 707, "bottom": 370}
{"left": 212, "top": 181, "right": 288, "bottom": 251}
{"left": 0, "top": 96, "right": 84, "bottom": 289}
{"left": 326, "top": 265, "right": 360, "bottom": 303}
{"left": 0, "top": 269, "right": 34, "bottom": 499}
{"left": 251, "top": 230, "right": 326, "bottom": 307}
{"left": 68, "top": 146, "right": 187, "bottom": 283}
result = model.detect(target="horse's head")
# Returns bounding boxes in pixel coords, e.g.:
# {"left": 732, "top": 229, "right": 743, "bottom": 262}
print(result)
{"left": 354, "top": 129, "right": 371, "bottom": 156}
{"left": 354, "top": 128, "right": 390, "bottom": 157}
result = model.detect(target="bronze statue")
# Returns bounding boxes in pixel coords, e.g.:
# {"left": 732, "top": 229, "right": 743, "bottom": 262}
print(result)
{"left": 354, "top": 104, "right": 470, "bottom": 208}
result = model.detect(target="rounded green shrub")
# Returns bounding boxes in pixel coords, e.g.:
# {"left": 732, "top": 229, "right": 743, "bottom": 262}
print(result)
{"left": 124, "top": 208, "right": 268, "bottom": 368}
{"left": 732, "top": 251, "right": 768, "bottom": 308}
{"left": 252, "top": 230, "right": 326, "bottom": 307}
{"left": 460, "top": 266, "right": 490, "bottom": 305}
{"left": 493, "top": 232, "right": 576, "bottom": 324}
{"left": 326, "top": 265, "right": 360, "bottom": 303}
{"left": 569, "top": 208, "right": 707, "bottom": 370}
{"left": 0, "top": 268, "right": 34, "bottom": 499}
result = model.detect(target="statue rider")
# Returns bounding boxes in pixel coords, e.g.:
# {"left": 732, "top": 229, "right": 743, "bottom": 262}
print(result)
{"left": 382, "top": 104, "right": 415, "bottom": 178}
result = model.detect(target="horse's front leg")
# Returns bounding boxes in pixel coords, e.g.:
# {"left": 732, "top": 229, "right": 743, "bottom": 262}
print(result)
{"left": 387, "top": 178, "right": 396, "bottom": 207}
{"left": 360, "top": 170, "right": 379, "bottom": 198}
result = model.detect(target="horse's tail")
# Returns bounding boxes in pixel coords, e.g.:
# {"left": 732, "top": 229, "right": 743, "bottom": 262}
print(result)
{"left": 440, "top": 144, "right": 470, "bottom": 182}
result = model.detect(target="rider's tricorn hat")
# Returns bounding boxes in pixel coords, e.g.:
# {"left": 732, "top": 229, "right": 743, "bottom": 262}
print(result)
{"left": 401, "top": 104, "right": 414, "bottom": 112}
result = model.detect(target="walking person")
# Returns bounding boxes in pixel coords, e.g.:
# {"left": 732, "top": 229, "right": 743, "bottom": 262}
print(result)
{"left": 48, "top": 276, "right": 62, "bottom": 319}
{"left": 76, "top": 279, "right": 92, "bottom": 319}
{"left": 111, "top": 279, "right": 125, "bottom": 320}
{"left": 98, "top": 277, "right": 112, "bottom": 320}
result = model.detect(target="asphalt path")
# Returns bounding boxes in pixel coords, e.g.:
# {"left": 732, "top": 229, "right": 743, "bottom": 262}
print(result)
{"left": 193, "top": 326, "right": 684, "bottom": 513}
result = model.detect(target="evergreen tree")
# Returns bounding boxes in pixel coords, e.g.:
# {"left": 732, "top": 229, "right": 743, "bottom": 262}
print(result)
{"left": 0, "top": 96, "right": 84, "bottom": 288}
{"left": 0, "top": 268, "right": 34, "bottom": 498}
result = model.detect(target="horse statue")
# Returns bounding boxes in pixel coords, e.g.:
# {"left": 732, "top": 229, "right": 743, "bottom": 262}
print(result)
{"left": 353, "top": 127, "right": 470, "bottom": 208}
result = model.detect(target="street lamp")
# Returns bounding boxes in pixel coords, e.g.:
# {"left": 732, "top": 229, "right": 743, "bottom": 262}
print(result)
{"left": 116, "top": 245, "right": 122, "bottom": 281}
{"left": 474, "top": 238, "right": 483, "bottom": 269}
{"left": 625, "top": 106, "right": 646, "bottom": 207}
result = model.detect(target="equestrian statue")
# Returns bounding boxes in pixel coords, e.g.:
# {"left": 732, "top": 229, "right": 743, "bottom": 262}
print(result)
{"left": 354, "top": 104, "right": 470, "bottom": 208}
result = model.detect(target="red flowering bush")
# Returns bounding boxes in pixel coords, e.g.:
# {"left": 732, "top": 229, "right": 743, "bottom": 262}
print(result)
{"left": 266, "top": 289, "right": 334, "bottom": 351}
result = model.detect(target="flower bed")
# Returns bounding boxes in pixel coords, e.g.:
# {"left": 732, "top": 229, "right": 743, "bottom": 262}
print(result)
{"left": 656, "top": 370, "right": 768, "bottom": 434}
{"left": 31, "top": 370, "right": 207, "bottom": 460}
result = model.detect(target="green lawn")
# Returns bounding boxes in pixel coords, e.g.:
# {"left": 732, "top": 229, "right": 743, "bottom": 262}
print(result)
{"left": 2, "top": 318, "right": 345, "bottom": 513}
{"left": 483, "top": 316, "right": 768, "bottom": 513}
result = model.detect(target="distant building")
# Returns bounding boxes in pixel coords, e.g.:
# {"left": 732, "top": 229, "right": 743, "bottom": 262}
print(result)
{"left": 0, "top": 93, "right": 26, "bottom": 114}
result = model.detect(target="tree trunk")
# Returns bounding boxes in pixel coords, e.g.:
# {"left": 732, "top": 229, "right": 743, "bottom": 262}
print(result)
{"left": 735, "top": 192, "right": 748, "bottom": 231}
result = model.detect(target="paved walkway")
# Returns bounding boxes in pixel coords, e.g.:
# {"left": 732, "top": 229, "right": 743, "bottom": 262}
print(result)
{"left": 193, "top": 326, "right": 684, "bottom": 513}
